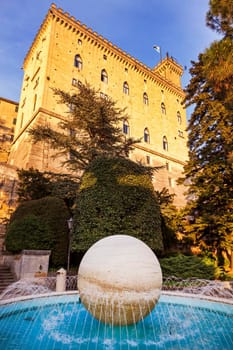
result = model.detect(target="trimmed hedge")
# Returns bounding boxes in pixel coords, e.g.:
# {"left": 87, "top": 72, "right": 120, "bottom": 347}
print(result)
{"left": 159, "top": 254, "right": 217, "bottom": 279}
{"left": 73, "top": 156, "right": 163, "bottom": 253}
{"left": 5, "top": 196, "right": 70, "bottom": 267}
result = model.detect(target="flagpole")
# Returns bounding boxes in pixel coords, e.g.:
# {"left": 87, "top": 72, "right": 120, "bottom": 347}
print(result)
{"left": 153, "top": 45, "right": 162, "bottom": 63}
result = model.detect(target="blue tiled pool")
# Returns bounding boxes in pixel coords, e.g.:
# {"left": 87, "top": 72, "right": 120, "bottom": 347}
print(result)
{"left": 0, "top": 293, "right": 233, "bottom": 349}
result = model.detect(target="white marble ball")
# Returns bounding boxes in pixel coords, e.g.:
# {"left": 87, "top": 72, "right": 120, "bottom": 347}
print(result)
{"left": 77, "top": 235, "right": 162, "bottom": 325}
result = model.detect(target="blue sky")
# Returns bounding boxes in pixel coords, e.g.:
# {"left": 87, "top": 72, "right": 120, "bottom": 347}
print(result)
{"left": 0, "top": 0, "right": 219, "bottom": 117}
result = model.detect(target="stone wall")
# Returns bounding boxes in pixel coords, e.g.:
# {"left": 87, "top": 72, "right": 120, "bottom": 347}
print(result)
{"left": 2, "top": 250, "right": 51, "bottom": 280}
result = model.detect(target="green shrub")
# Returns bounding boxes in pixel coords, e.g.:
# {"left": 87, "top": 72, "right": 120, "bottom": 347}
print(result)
{"left": 159, "top": 254, "right": 217, "bottom": 279}
{"left": 5, "top": 196, "right": 70, "bottom": 267}
{"left": 73, "top": 156, "right": 163, "bottom": 253}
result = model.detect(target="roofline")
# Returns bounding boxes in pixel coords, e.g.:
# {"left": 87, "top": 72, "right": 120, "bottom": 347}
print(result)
{"left": 23, "top": 3, "right": 185, "bottom": 97}
{"left": 0, "top": 97, "right": 19, "bottom": 105}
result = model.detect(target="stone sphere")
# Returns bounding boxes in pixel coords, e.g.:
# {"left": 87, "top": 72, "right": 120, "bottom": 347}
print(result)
{"left": 77, "top": 235, "right": 162, "bottom": 325}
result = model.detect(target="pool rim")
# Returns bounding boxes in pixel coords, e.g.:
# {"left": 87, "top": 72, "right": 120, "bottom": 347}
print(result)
{"left": 1, "top": 290, "right": 233, "bottom": 308}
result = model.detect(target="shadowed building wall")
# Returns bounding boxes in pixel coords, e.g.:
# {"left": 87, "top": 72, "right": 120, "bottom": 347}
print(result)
{"left": 0, "top": 97, "right": 18, "bottom": 163}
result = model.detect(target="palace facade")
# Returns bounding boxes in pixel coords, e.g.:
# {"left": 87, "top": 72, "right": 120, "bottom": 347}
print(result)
{"left": 7, "top": 3, "right": 188, "bottom": 208}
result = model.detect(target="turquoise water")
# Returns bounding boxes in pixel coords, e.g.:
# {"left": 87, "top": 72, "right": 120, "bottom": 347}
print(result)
{"left": 0, "top": 294, "right": 233, "bottom": 349}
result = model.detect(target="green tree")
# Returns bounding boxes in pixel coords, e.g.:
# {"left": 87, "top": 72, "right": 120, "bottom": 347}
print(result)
{"left": 155, "top": 188, "right": 179, "bottom": 252}
{"left": 5, "top": 214, "right": 50, "bottom": 251}
{"left": 17, "top": 168, "right": 80, "bottom": 209}
{"left": 181, "top": 0, "right": 233, "bottom": 270}
{"left": 5, "top": 197, "right": 70, "bottom": 267}
{"left": 17, "top": 168, "right": 52, "bottom": 201}
{"left": 206, "top": 0, "right": 233, "bottom": 37}
{"left": 160, "top": 254, "right": 217, "bottom": 279}
{"left": 72, "top": 156, "right": 163, "bottom": 253}
{"left": 29, "top": 82, "right": 138, "bottom": 172}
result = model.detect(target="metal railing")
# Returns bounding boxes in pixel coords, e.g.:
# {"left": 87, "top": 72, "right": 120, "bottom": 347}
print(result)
{"left": 0, "top": 276, "right": 233, "bottom": 301}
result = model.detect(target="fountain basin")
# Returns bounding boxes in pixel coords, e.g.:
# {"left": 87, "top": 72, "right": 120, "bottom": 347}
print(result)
{"left": 0, "top": 292, "right": 232, "bottom": 349}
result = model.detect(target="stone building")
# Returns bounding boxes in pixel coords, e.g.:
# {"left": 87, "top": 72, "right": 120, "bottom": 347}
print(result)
{"left": 0, "top": 98, "right": 19, "bottom": 250}
{"left": 0, "top": 163, "right": 18, "bottom": 251}
{"left": 0, "top": 97, "right": 18, "bottom": 163}
{"left": 8, "top": 3, "right": 188, "bottom": 208}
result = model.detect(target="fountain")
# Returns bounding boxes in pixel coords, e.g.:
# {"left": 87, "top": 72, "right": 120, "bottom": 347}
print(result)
{"left": 77, "top": 235, "right": 162, "bottom": 325}
{"left": 0, "top": 235, "right": 233, "bottom": 349}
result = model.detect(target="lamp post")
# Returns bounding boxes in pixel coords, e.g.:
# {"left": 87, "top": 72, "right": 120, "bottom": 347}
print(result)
{"left": 67, "top": 217, "right": 73, "bottom": 275}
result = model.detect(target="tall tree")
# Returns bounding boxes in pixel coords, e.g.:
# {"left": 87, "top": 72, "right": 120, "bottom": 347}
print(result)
{"left": 17, "top": 168, "right": 52, "bottom": 201}
{"left": 206, "top": 0, "right": 233, "bottom": 37}
{"left": 181, "top": 0, "right": 233, "bottom": 270}
{"left": 29, "top": 82, "right": 138, "bottom": 172}
{"left": 17, "top": 168, "right": 80, "bottom": 209}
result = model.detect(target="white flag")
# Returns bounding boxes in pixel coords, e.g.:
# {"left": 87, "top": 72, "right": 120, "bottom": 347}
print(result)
{"left": 153, "top": 45, "right": 160, "bottom": 53}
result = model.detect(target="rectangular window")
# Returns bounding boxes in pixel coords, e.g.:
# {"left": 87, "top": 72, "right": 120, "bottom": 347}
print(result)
{"left": 72, "top": 78, "right": 82, "bottom": 88}
{"left": 168, "top": 177, "right": 175, "bottom": 188}
{"left": 123, "top": 123, "right": 129, "bottom": 135}
{"left": 100, "top": 92, "right": 109, "bottom": 100}
{"left": 178, "top": 130, "right": 184, "bottom": 138}
{"left": 72, "top": 78, "right": 77, "bottom": 86}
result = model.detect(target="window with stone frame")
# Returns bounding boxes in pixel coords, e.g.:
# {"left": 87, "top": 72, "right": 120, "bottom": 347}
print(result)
{"left": 163, "top": 135, "right": 168, "bottom": 151}
{"left": 74, "top": 54, "right": 83, "bottom": 70}
{"left": 123, "top": 81, "right": 129, "bottom": 95}
{"left": 161, "top": 102, "right": 166, "bottom": 114}
{"left": 101, "top": 69, "right": 108, "bottom": 83}
{"left": 143, "top": 92, "right": 149, "bottom": 105}
{"left": 144, "top": 128, "right": 150, "bottom": 143}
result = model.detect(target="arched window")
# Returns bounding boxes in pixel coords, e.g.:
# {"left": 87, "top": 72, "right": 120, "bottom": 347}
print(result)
{"left": 161, "top": 102, "right": 166, "bottom": 114}
{"left": 163, "top": 136, "right": 168, "bottom": 151}
{"left": 101, "top": 69, "right": 108, "bottom": 83}
{"left": 74, "top": 54, "right": 83, "bottom": 69}
{"left": 177, "top": 111, "right": 182, "bottom": 124}
{"left": 123, "top": 120, "right": 130, "bottom": 135}
{"left": 144, "top": 128, "right": 150, "bottom": 143}
{"left": 123, "top": 81, "right": 129, "bottom": 95}
{"left": 143, "top": 92, "right": 149, "bottom": 105}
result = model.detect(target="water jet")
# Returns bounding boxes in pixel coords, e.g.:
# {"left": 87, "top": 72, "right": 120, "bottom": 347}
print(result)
{"left": 0, "top": 235, "right": 233, "bottom": 349}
